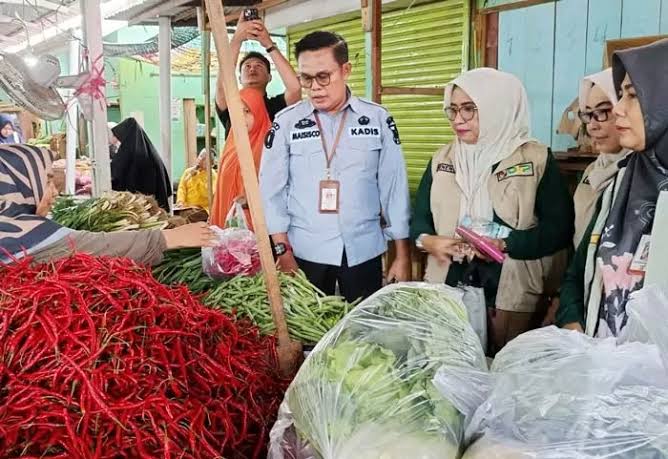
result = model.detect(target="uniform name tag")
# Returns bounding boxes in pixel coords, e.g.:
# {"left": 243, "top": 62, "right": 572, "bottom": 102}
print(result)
{"left": 290, "top": 129, "right": 321, "bottom": 142}
{"left": 496, "top": 162, "right": 535, "bottom": 181}
{"left": 348, "top": 126, "right": 380, "bottom": 138}
{"left": 437, "top": 163, "right": 455, "bottom": 173}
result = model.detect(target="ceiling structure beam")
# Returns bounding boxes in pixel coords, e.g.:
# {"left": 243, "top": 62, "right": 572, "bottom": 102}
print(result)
{"left": 128, "top": 0, "right": 194, "bottom": 25}
{"left": 1, "top": 0, "right": 77, "bottom": 14}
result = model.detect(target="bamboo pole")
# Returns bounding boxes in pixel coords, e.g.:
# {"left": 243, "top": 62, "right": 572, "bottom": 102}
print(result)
{"left": 204, "top": 0, "right": 302, "bottom": 376}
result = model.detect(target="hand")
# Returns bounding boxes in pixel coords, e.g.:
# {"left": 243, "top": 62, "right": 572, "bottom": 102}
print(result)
{"left": 162, "top": 222, "right": 218, "bottom": 249}
{"left": 562, "top": 322, "right": 584, "bottom": 333}
{"left": 277, "top": 252, "right": 299, "bottom": 274}
{"left": 253, "top": 23, "right": 273, "bottom": 48}
{"left": 36, "top": 179, "right": 59, "bottom": 217}
{"left": 422, "top": 235, "right": 467, "bottom": 263}
{"left": 387, "top": 255, "right": 411, "bottom": 283}
{"left": 232, "top": 15, "right": 263, "bottom": 45}
{"left": 542, "top": 297, "right": 560, "bottom": 327}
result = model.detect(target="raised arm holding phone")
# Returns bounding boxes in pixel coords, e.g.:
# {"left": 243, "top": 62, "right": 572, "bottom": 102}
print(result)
{"left": 215, "top": 10, "right": 302, "bottom": 136}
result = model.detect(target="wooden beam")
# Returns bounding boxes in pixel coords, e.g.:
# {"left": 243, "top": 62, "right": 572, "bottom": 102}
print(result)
{"left": 478, "top": 0, "right": 553, "bottom": 14}
{"left": 183, "top": 99, "right": 198, "bottom": 168}
{"left": 129, "top": 0, "right": 194, "bottom": 25}
{"left": 370, "top": 0, "right": 381, "bottom": 103}
{"left": 204, "top": 0, "right": 302, "bottom": 376}
{"left": 381, "top": 86, "right": 444, "bottom": 96}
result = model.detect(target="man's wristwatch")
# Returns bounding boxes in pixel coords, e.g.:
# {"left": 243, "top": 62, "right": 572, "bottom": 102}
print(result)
{"left": 265, "top": 44, "right": 277, "bottom": 53}
{"left": 415, "top": 233, "right": 429, "bottom": 250}
{"left": 273, "top": 242, "right": 292, "bottom": 257}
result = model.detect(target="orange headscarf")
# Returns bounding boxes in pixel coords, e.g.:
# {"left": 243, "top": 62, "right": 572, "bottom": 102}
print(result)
{"left": 210, "top": 88, "right": 272, "bottom": 228}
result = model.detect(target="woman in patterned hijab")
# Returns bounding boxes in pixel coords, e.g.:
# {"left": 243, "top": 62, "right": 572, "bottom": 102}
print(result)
{"left": 1, "top": 144, "right": 216, "bottom": 265}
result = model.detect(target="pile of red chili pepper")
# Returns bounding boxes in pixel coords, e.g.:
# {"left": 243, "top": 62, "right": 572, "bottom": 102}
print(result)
{"left": 0, "top": 253, "right": 289, "bottom": 458}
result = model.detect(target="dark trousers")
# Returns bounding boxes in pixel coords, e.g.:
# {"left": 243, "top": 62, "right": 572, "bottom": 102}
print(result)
{"left": 296, "top": 252, "right": 382, "bottom": 304}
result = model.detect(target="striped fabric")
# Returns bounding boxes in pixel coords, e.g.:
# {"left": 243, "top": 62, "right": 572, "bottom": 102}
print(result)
{"left": 0, "top": 144, "right": 64, "bottom": 258}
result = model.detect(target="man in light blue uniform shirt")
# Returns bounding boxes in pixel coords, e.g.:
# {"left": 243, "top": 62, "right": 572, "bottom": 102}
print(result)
{"left": 259, "top": 31, "right": 411, "bottom": 303}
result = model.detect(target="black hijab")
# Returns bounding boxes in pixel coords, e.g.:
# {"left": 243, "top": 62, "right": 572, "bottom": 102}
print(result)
{"left": 596, "top": 38, "right": 668, "bottom": 336}
{"left": 111, "top": 118, "right": 172, "bottom": 211}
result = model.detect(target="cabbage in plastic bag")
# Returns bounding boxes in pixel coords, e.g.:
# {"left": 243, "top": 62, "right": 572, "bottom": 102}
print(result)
{"left": 268, "top": 283, "right": 487, "bottom": 459}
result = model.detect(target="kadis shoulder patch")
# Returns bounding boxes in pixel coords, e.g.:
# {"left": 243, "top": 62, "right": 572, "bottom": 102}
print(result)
{"left": 496, "top": 161, "right": 534, "bottom": 181}
{"left": 358, "top": 115, "right": 370, "bottom": 125}
{"left": 386, "top": 116, "right": 401, "bottom": 145}
{"left": 294, "top": 118, "right": 316, "bottom": 129}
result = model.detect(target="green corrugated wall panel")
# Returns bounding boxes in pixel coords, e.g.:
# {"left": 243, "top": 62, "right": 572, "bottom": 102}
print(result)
{"left": 288, "top": 0, "right": 469, "bottom": 194}
{"left": 382, "top": 0, "right": 468, "bottom": 194}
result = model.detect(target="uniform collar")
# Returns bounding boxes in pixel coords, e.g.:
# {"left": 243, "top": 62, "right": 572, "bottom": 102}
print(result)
{"left": 305, "top": 87, "right": 359, "bottom": 116}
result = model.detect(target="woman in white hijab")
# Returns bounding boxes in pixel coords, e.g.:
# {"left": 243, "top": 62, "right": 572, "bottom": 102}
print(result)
{"left": 410, "top": 68, "right": 574, "bottom": 355}
{"left": 573, "top": 68, "right": 629, "bottom": 247}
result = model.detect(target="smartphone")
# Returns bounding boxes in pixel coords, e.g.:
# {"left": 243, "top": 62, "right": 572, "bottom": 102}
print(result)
{"left": 243, "top": 8, "right": 260, "bottom": 21}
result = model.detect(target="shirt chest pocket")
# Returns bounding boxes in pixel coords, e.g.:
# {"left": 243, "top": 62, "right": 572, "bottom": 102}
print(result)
{"left": 338, "top": 138, "right": 382, "bottom": 173}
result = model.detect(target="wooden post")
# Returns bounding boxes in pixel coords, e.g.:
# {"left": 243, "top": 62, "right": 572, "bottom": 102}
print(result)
{"left": 370, "top": 0, "right": 382, "bottom": 103}
{"left": 204, "top": 0, "right": 302, "bottom": 375}
{"left": 201, "top": 27, "right": 214, "bottom": 211}
{"left": 183, "top": 99, "right": 198, "bottom": 168}
{"left": 80, "top": 0, "right": 111, "bottom": 195}
{"left": 158, "top": 16, "right": 173, "bottom": 187}
{"left": 66, "top": 38, "right": 80, "bottom": 195}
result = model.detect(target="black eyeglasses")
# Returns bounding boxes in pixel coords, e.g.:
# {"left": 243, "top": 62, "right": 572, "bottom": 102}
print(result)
{"left": 578, "top": 108, "right": 613, "bottom": 124}
{"left": 297, "top": 71, "right": 335, "bottom": 89}
{"left": 445, "top": 104, "right": 478, "bottom": 122}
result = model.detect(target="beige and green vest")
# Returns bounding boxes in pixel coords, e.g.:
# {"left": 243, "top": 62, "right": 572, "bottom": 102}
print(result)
{"left": 426, "top": 142, "right": 568, "bottom": 313}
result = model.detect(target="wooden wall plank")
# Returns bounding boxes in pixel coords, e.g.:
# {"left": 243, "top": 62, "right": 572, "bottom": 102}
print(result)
{"left": 621, "top": 0, "right": 662, "bottom": 37}
{"left": 585, "top": 0, "right": 622, "bottom": 73}
{"left": 498, "top": 2, "right": 556, "bottom": 146}
{"left": 552, "top": 0, "right": 589, "bottom": 151}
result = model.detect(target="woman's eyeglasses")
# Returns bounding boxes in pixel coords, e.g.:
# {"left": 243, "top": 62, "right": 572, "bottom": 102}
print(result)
{"left": 578, "top": 108, "right": 613, "bottom": 124}
{"left": 298, "top": 71, "right": 334, "bottom": 89}
{"left": 445, "top": 104, "right": 478, "bottom": 122}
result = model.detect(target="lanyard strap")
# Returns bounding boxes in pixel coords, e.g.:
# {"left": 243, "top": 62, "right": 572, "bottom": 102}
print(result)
{"left": 314, "top": 109, "right": 349, "bottom": 178}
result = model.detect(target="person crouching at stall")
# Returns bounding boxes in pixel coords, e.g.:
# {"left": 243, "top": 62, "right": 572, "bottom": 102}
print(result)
{"left": 110, "top": 118, "right": 172, "bottom": 212}
{"left": 0, "top": 144, "right": 216, "bottom": 266}
{"left": 210, "top": 87, "right": 271, "bottom": 229}
{"left": 557, "top": 38, "right": 668, "bottom": 337}
{"left": 176, "top": 148, "right": 217, "bottom": 213}
{"left": 410, "top": 68, "right": 574, "bottom": 354}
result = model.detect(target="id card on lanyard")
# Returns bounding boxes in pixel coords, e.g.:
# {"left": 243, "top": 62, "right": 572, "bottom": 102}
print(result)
{"left": 314, "top": 110, "right": 349, "bottom": 214}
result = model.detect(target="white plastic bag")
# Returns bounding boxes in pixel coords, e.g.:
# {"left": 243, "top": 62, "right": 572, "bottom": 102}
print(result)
{"left": 436, "top": 324, "right": 668, "bottom": 458}
{"left": 268, "top": 283, "right": 487, "bottom": 459}
{"left": 224, "top": 200, "right": 248, "bottom": 229}
{"left": 460, "top": 286, "right": 487, "bottom": 354}
{"left": 201, "top": 226, "right": 260, "bottom": 279}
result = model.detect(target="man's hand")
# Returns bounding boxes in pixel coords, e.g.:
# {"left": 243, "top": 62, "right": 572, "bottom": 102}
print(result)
{"left": 387, "top": 255, "right": 411, "bottom": 283}
{"left": 254, "top": 22, "right": 274, "bottom": 49}
{"left": 232, "top": 15, "right": 263, "bottom": 45}
{"left": 277, "top": 252, "right": 299, "bottom": 274}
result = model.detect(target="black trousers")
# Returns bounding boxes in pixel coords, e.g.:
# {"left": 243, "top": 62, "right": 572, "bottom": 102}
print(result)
{"left": 296, "top": 252, "right": 382, "bottom": 304}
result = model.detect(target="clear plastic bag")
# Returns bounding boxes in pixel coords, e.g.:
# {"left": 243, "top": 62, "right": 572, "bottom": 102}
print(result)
{"left": 268, "top": 283, "right": 487, "bottom": 459}
{"left": 433, "top": 305, "right": 668, "bottom": 459}
{"left": 201, "top": 226, "right": 261, "bottom": 279}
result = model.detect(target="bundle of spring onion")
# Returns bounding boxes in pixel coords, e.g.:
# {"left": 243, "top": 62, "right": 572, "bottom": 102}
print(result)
{"left": 153, "top": 249, "right": 353, "bottom": 344}
{"left": 51, "top": 191, "right": 169, "bottom": 232}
